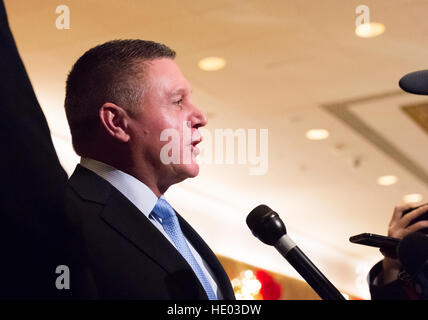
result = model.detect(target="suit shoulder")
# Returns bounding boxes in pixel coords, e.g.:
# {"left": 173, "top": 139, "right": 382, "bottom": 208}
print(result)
{"left": 67, "top": 165, "right": 112, "bottom": 204}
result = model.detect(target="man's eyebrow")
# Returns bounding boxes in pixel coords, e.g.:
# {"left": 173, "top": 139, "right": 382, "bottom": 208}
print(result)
{"left": 168, "top": 88, "right": 192, "bottom": 96}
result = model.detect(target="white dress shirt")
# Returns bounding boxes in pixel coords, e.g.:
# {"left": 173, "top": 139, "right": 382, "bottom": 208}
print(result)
{"left": 80, "top": 157, "right": 221, "bottom": 298}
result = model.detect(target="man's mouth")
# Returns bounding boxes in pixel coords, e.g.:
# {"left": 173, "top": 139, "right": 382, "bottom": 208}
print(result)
{"left": 191, "top": 139, "right": 201, "bottom": 154}
{"left": 189, "top": 130, "right": 202, "bottom": 156}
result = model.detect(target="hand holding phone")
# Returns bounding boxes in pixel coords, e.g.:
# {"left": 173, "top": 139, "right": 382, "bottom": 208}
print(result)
{"left": 349, "top": 233, "right": 400, "bottom": 258}
{"left": 350, "top": 205, "right": 428, "bottom": 258}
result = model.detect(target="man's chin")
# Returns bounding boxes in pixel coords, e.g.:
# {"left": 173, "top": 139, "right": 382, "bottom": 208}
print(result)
{"left": 184, "top": 163, "right": 200, "bottom": 178}
{"left": 169, "top": 163, "right": 200, "bottom": 182}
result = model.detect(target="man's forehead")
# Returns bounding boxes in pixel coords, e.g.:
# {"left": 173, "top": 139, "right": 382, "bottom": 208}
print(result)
{"left": 144, "top": 59, "right": 191, "bottom": 94}
{"left": 154, "top": 78, "right": 192, "bottom": 97}
{"left": 145, "top": 58, "right": 190, "bottom": 82}
{"left": 145, "top": 58, "right": 182, "bottom": 78}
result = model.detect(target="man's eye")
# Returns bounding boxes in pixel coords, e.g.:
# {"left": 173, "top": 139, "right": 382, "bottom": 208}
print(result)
{"left": 174, "top": 99, "right": 183, "bottom": 105}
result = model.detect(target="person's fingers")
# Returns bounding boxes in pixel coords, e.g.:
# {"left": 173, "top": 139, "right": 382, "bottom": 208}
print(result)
{"left": 390, "top": 203, "right": 416, "bottom": 225}
{"left": 400, "top": 204, "right": 428, "bottom": 227}
{"left": 406, "top": 220, "right": 428, "bottom": 234}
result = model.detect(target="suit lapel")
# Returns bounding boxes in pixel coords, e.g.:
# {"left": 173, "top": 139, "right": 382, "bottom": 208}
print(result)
{"left": 100, "top": 190, "right": 183, "bottom": 272}
{"left": 101, "top": 192, "right": 212, "bottom": 299}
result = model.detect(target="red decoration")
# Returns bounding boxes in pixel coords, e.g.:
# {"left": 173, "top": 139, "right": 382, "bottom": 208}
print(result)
{"left": 256, "top": 269, "right": 282, "bottom": 300}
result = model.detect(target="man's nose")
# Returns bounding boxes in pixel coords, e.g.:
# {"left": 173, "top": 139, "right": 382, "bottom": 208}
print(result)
{"left": 190, "top": 105, "right": 208, "bottom": 128}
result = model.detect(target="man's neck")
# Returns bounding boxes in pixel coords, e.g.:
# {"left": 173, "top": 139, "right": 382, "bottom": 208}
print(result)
{"left": 81, "top": 156, "right": 167, "bottom": 197}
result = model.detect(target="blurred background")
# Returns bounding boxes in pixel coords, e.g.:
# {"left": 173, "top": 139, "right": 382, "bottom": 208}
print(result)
{"left": 5, "top": 0, "right": 428, "bottom": 299}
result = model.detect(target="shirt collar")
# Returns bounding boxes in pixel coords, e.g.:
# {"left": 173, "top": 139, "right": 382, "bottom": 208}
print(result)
{"left": 80, "top": 157, "right": 159, "bottom": 218}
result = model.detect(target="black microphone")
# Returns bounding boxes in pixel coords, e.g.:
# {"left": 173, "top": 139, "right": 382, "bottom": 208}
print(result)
{"left": 246, "top": 204, "right": 345, "bottom": 300}
{"left": 397, "top": 232, "right": 428, "bottom": 298}
{"left": 399, "top": 70, "right": 428, "bottom": 95}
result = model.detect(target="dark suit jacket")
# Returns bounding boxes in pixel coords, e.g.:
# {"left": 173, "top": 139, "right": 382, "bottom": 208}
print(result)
{"left": 0, "top": 0, "right": 90, "bottom": 299}
{"left": 66, "top": 165, "right": 235, "bottom": 300}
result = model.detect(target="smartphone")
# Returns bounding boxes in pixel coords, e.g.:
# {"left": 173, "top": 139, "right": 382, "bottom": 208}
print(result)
{"left": 349, "top": 233, "right": 400, "bottom": 251}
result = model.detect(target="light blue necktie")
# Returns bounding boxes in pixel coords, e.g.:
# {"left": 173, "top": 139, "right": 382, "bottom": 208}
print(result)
{"left": 151, "top": 198, "right": 217, "bottom": 300}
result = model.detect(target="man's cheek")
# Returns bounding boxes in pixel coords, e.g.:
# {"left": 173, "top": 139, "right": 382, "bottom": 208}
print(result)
{"left": 159, "top": 132, "right": 182, "bottom": 165}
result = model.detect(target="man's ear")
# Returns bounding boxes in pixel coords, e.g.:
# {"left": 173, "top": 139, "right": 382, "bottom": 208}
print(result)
{"left": 99, "top": 102, "right": 130, "bottom": 142}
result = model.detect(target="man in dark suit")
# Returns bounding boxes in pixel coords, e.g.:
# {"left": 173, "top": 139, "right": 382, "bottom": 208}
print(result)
{"left": 64, "top": 40, "right": 235, "bottom": 299}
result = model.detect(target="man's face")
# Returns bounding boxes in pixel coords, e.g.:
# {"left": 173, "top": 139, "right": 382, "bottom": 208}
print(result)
{"left": 129, "top": 58, "right": 207, "bottom": 187}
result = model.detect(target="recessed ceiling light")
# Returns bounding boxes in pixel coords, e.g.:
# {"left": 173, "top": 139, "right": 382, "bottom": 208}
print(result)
{"left": 377, "top": 175, "right": 398, "bottom": 186}
{"left": 355, "top": 22, "right": 385, "bottom": 38}
{"left": 306, "top": 129, "right": 329, "bottom": 140}
{"left": 198, "top": 57, "right": 226, "bottom": 71}
{"left": 403, "top": 193, "right": 423, "bottom": 204}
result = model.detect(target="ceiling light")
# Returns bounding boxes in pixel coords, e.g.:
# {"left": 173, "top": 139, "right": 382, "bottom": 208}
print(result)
{"left": 306, "top": 129, "right": 330, "bottom": 140}
{"left": 355, "top": 22, "right": 385, "bottom": 38}
{"left": 377, "top": 175, "right": 398, "bottom": 186}
{"left": 198, "top": 57, "right": 226, "bottom": 71}
{"left": 403, "top": 193, "right": 423, "bottom": 204}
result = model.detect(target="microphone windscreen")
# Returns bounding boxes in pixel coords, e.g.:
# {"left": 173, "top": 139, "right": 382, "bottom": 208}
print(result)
{"left": 246, "top": 205, "right": 286, "bottom": 245}
{"left": 399, "top": 70, "right": 428, "bottom": 95}
{"left": 246, "top": 205, "right": 272, "bottom": 229}
{"left": 397, "top": 232, "right": 428, "bottom": 275}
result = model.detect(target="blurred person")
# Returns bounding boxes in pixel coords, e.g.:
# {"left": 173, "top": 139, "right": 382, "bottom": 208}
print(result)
{"left": 368, "top": 70, "right": 428, "bottom": 299}
{"left": 0, "top": 0, "right": 91, "bottom": 298}
{"left": 64, "top": 40, "right": 235, "bottom": 299}
{"left": 368, "top": 203, "right": 428, "bottom": 299}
